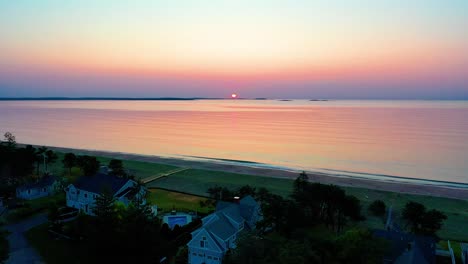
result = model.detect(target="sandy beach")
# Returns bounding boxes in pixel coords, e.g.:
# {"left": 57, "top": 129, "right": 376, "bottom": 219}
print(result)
{"left": 39, "top": 145, "right": 468, "bottom": 201}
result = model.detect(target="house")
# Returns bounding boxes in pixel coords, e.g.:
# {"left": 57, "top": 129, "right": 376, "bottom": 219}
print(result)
{"left": 187, "top": 196, "right": 261, "bottom": 264}
{"left": 16, "top": 175, "right": 59, "bottom": 200}
{"left": 65, "top": 173, "right": 146, "bottom": 215}
{"left": 374, "top": 229, "right": 436, "bottom": 264}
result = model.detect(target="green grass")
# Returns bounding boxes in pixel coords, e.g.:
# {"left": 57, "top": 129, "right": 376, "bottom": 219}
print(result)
{"left": 438, "top": 240, "right": 463, "bottom": 263}
{"left": 25, "top": 223, "right": 93, "bottom": 264}
{"left": 147, "top": 168, "right": 294, "bottom": 197}
{"left": 147, "top": 188, "right": 214, "bottom": 214}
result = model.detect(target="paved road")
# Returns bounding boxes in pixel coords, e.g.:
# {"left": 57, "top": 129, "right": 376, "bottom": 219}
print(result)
{"left": 4, "top": 213, "right": 47, "bottom": 264}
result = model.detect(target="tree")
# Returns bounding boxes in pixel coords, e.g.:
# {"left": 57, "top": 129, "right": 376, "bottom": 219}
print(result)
{"left": 62, "top": 153, "right": 77, "bottom": 176}
{"left": 421, "top": 209, "right": 447, "bottom": 236}
{"left": 108, "top": 159, "right": 126, "bottom": 177}
{"left": 45, "top": 149, "right": 58, "bottom": 172}
{"left": 237, "top": 185, "right": 256, "bottom": 197}
{"left": 336, "top": 228, "right": 388, "bottom": 264}
{"left": 402, "top": 201, "right": 447, "bottom": 235}
{"left": 93, "top": 190, "right": 116, "bottom": 219}
{"left": 0, "top": 229, "right": 9, "bottom": 264}
{"left": 77, "top": 155, "right": 100, "bottom": 176}
{"left": 368, "top": 200, "right": 386, "bottom": 217}
{"left": 35, "top": 146, "right": 48, "bottom": 175}
{"left": 2, "top": 132, "right": 16, "bottom": 148}
{"left": 402, "top": 202, "right": 426, "bottom": 232}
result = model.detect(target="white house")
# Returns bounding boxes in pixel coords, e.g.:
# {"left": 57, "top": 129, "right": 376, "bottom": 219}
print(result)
{"left": 16, "top": 175, "right": 59, "bottom": 200}
{"left": 65, "top": 173, "right": 146, "bottom": 215}
{"left": 187, "top": 196, "right": 261, "bottom": 264}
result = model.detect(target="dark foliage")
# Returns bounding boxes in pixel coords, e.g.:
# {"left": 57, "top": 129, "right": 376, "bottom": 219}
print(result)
{"left": 368, "top": 200, "right": 386, "bottom": 217}
{"left": 0, "top": 229, "right": 8, "bottom": 264}
{"left": 402, "top": 202, "right": 447, "bottom": 236}
{"left": 76, "top": 155, "right": 100, "bottom": 176}
{"left": 0, "top": 133, "right": 38, "bottom": 197}
{"left": 62, "top": 153, "right": 77, "bottom": 176}
{"left": 108, "top": 159, "right": 126, "bottom": 177}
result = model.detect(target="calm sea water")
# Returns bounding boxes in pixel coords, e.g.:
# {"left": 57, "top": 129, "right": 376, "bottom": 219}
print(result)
{"left": 1, "top": 100, "right": 467, "bottom": 184}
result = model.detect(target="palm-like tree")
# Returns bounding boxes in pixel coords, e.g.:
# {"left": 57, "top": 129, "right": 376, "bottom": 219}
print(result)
{"left": 35, "top": 146, "right": 48, "bottom": 175}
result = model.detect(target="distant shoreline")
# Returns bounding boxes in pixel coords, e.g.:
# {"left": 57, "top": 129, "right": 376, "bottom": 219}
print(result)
{"left": 22, "top": 144, "right": 468, "bottom": 200}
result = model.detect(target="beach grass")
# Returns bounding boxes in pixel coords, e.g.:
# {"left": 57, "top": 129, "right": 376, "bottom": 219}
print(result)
{"left": 147, "top": 188, "right": 214, "bottom": 214}
{"left": 147, "top": 168, "right": 294, "bottom": 197}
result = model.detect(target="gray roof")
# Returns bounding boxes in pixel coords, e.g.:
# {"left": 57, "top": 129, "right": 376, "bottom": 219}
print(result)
{"left": 198, "top": 196, "right": 260, "bottom": 243}
{"left": 73, "top": 173, "right": 130, "bottom": 195}
{"left": 205, "top": 213, "right": 238, "bottom": 240}
{"left": 17, "top": 175, "right": 56, "bottom": 191}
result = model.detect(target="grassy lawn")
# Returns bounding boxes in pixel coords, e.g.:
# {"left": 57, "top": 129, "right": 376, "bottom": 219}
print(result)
{"left": 147, "top": 188, "right": 214, "bottom": 214}
{"left": 25, "top": 223, "right": 93, "bottom": 264}
{"left": 438, "top": 240, "right": 463, "bottom": 263}
{"left": 147, "top": 168, "right": 294, "bottom": 197}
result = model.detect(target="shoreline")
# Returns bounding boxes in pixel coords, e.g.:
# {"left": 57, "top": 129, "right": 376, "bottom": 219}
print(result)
{"left": 33, "top": 145, "right": 468, "bottom": 201}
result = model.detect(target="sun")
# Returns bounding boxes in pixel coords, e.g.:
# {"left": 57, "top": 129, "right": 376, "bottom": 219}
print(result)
{"left": 231, "top": 93, "right": 238, "bottom": 99}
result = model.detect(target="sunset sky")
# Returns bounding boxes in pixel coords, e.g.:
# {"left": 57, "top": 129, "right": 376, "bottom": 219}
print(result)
{"left": 1, "top": 0, "right": 467, "bottom": 99}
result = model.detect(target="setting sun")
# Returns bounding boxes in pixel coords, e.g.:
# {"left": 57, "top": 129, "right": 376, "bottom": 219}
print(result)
{"left": 231, "top": 93, "right": 238, "bottom": 99}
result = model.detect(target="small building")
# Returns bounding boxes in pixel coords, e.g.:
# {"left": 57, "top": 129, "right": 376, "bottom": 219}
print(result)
{"left": 374, "top": 229, "right": 436, "bottom": 264}
{"left": 16, "top": 175, "right": 59, "bottom": 200}
{"left": 187, "top": 195, "right": 261, "bottom": 264}
{"left": 65, "top": 173, "right": 146, "bottom": 215}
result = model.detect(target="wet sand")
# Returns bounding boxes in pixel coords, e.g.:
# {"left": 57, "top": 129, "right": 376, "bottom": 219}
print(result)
{"left": 45, "top": 146, "right": 468, "bottom": 200}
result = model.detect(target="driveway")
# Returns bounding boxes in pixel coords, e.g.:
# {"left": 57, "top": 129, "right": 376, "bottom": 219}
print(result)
{"left": 4, "top": 213, "right": 47, "bottom": 264}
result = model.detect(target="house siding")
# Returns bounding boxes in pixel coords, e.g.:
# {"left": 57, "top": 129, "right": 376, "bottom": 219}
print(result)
{"left": 16, "top": 182, "right": 57, "bottom": 200}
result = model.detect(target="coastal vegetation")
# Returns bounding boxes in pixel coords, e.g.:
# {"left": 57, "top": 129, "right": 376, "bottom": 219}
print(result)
{"left": 221, "top": 174, "right": 389, "bottom": 264}
{"left": 0, "top": 229, "right": 8, "bottom": 264}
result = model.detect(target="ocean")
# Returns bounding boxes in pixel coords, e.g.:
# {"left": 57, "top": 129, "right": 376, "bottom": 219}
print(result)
{"left": 1, "top": 99, "right": 467, "bottom": 184}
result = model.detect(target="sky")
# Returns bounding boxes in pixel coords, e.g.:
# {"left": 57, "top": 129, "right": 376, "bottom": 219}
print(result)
{"left": 0, "top": 0, "right": 467, "bottom": 99}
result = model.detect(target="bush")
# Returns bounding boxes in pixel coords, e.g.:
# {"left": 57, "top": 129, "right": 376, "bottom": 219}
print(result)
{"left": 368, "top": 200, "right": 386, "bottom": 217}
{"left": 0, "top": 229, "right": 9, "bottom": 263}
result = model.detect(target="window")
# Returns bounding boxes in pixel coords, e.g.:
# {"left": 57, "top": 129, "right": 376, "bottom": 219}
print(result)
{"left": 28, "top": 190, "right": 31, "bottom": 194}
{"left": 208, "top": 256, "right": 212, "bottom": 259}
{"left": 77, "top": 190, "right": 80, "bottom": 195}
{"left": 200, "top": 241, "right": 204, "bottom": 248}
{"left": 214, "top": 257, "right": 218, "bottom": 260}
{"left": 42, "top": 188, "right": 46, "bottom": 192}
{"left": 84, "top": 193, "right": 87, "bottom": 198}
{"left": 198, "top": 254, "right": 203, "bottom": 257}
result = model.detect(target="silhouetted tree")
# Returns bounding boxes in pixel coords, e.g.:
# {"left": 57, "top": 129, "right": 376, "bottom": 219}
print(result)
{"left": 108, "top": 159, "right": 126, "bottom": 177}
{"left": 77, "top": 155, "right": 100, "bottom": 176}
{"left": 62, "top": 153, "right": 77, "bottom": 176}
{"left": 368, "top": 200, "right": 386, "bottom": 217}
{"left": 402, "top": 201, "right": 426, "bottom": 232}
{"left": 45, "top": 149, "right": 58, "bottom": 171}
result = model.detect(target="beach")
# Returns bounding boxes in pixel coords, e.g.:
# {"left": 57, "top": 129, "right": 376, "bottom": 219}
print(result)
{"left": 44, "top": 145, "right": 468, "bottom": 200}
